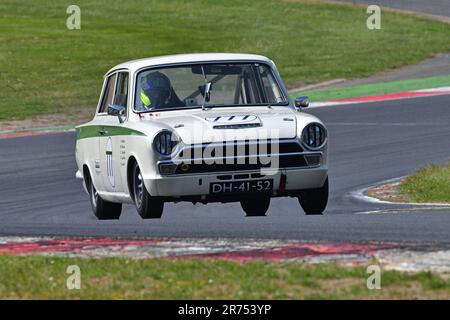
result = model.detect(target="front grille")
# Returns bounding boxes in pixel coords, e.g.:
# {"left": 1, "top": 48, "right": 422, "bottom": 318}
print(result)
{"left": 171, "top": 154, "right": 310, "bottom": 174}
{"left": 158, "top": 139, "right": 320, "bottom": 175}
{"left": 178, "top": 139, "right": 303, "bottom": 160}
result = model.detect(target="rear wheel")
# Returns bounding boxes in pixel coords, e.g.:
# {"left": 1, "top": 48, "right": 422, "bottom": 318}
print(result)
{"left": 132, "top": 162, "right": 164, "bottom": 219}
{"left": 86, "top": 171, "right": 122, "bottom": 220}
{"left": 297, "top": 177, "right": 329, "bottom": 215}
{"left": 240, "top": 196, "right": 270, "bottom": 216}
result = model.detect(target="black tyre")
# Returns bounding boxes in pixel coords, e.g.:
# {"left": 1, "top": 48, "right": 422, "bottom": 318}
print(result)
{"left": 297, "top": 177, "right": 329, "bottom": 215}
{"left": 240, "top": 196, "right": 270, "bottom": 216}
{"left": 132, "top": 162, "right": 164, "bottom": 219}
{"left": 86, "top": 171, "right": 122, "bottom": 220}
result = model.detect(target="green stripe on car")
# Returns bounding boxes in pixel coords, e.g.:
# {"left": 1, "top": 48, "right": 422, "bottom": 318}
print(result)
{"left": 76, "top": 125, "right": 145, "bottom": 140}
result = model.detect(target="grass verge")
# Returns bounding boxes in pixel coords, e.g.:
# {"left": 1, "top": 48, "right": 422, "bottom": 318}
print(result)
{"left": 2, "top": 0, "right": 450, "bottom": 120}
{"left": 0, "top": 255, "right": 448, "bottom": 299}
{"left": 366, "top": 163, "right": 450, "bottom": 204}
{"left": 399, "top": 163, "right": 450, "bottom": 204}
{"left": 290, "top": 74, "right": 450, "bottom": 102}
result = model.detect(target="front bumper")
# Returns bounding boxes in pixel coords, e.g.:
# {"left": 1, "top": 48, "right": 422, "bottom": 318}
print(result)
{"left": 145, "top": 166, "right": 328, "bottom": 199}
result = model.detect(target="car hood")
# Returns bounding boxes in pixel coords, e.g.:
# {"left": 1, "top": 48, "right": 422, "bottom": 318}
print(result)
{"left": 140, "top": 106, "right": 298, "bottom": 144}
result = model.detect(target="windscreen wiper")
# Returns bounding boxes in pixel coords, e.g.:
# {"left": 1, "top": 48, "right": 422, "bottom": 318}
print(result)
{"left": 201, "top": 66, "right": 212, "bottom": 110}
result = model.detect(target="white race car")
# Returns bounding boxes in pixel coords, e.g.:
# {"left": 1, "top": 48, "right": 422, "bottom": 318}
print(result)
{"left": 75, "top": 53, "right": 328, "bottom": 220}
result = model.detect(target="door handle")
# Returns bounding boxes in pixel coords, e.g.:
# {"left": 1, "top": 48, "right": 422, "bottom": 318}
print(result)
{"left": 98, "top": 128, "right": 108, "bottom": 136}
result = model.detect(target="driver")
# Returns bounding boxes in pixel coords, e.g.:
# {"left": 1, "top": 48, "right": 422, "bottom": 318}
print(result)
{"left": 139, "top": 71, "right": 183, "bottom": 110}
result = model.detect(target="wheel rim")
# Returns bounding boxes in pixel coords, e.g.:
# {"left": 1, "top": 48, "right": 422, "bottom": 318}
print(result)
{"left": 90, "top": 180, "right": 98, "bottom": 209}
{"left": 134, "top": 166, "right": 144, "bottom": 208}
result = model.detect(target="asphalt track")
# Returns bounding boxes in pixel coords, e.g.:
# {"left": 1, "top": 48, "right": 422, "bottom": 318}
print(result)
{"left": 1, "top": 94, "right": 450, "bottom": 243}
{"left": 337, "top": 0, "right": 450, "bottom": 18}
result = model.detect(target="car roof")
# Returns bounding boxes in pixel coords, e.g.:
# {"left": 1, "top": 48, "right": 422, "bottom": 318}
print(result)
{"left": 105, "top": 53, "right": 273, "bottom": 76}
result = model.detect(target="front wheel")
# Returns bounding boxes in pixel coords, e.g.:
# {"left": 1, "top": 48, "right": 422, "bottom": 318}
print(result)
{"left": 132, "top": 162, "right": 164, "bottom": 219}
{"left": 240, "top": 196, "right": 270, "bottom": 216}
{"left": 87, "top": 172, "right": 122, "bottom": 220}
{"left": 297, "top": 177, "right": 329, "bottom": 215}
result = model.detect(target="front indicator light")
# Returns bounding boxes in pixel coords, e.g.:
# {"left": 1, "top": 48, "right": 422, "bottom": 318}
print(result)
{"left": 159, "top": 163, "right": 178, "bottom": 175}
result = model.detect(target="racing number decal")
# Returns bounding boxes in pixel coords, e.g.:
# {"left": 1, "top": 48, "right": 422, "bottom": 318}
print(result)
{"left": 106, "top": 137, "right": 115, "bottom": 188}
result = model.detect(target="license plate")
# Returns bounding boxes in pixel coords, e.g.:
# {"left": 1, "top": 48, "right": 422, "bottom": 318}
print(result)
{"left": 210, "top": 179, "right": 273, "bottom": 194}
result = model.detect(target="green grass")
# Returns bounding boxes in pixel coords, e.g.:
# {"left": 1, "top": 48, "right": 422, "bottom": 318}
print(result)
{"left": 400, "top": 163, "right": 450, "bottom": 203}
{"left": 291, "top": 74, "right": 450, "bottom": 101}
{"left": 2, "top": 0, "right": 450, "bottom": 120}
{"left": 0, "top": 255, "right": 448, "bottom": 299}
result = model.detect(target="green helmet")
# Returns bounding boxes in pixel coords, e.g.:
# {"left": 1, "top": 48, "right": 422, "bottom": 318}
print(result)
{"left": 140, "top": 71, "right": 172, "bottom": 108}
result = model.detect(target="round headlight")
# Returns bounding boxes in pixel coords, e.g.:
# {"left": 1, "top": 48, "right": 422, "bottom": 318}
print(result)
{"left": 301, "top": 123, "right": 327, "bottom": 150}
{"left": 153, "top": 130, "right": 180, "bottom": 156}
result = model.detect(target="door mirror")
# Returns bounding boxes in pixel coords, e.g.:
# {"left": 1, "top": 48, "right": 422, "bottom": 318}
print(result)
{"left": 294, "top": 96, "right": 310, "bottom": 109}
{"left": 107, "top": 104, "right": 126, "bottom": 123}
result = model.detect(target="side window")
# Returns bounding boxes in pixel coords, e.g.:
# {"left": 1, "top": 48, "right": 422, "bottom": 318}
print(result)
{"left": 98, "top": 74, "right": 117, "bottom": 113}
{"left": 113, "top": 72, "right": 129, "bottom": 111}
{"left": 235, "top": 66, "right": 263, "bottom": 105}
{"left": 259, "top": 66, "right": 283, "bottom": 104}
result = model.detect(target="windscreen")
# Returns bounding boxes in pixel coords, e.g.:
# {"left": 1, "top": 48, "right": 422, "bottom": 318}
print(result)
{"left": 134, "top": 63, "right": 287, "bottom": 111}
